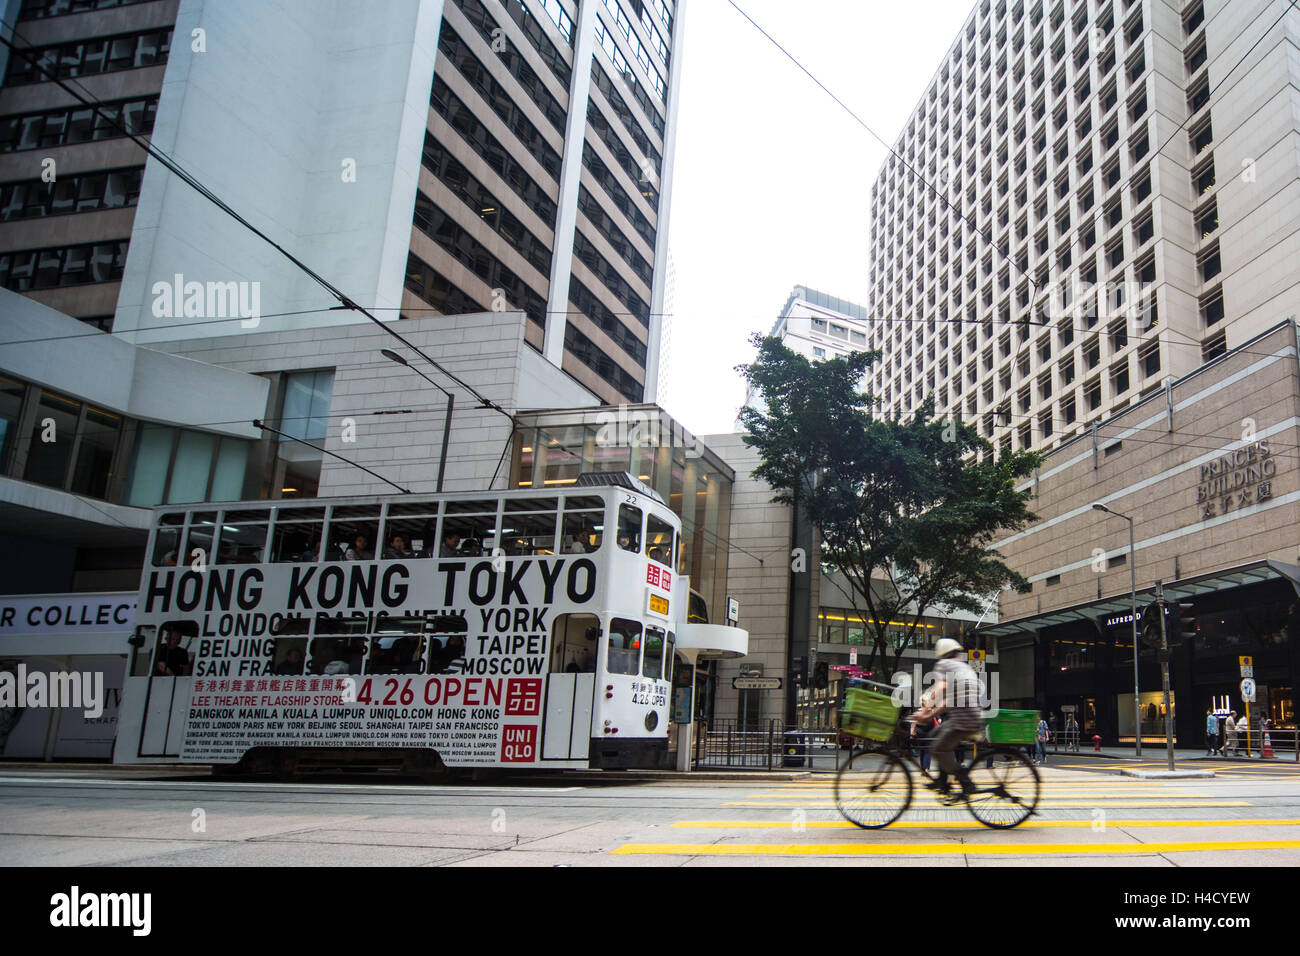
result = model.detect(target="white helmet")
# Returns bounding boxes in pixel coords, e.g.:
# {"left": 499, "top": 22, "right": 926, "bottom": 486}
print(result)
{"left": 935, "top": 638, "right": 964, "bottom": 659}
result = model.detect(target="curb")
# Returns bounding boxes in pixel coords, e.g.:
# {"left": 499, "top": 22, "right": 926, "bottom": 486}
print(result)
{"left": 1119, "top": 769, "right": 1216, "bottom": 779}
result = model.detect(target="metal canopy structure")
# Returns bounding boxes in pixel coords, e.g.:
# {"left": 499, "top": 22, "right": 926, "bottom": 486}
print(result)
{"left": 976, "top": 560, "right": 1296, "bottom": 640}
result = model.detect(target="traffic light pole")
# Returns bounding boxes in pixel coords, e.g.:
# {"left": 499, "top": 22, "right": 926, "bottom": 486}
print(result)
{"left": 1155, "top": 580, "right": 1175, "bottom": 772}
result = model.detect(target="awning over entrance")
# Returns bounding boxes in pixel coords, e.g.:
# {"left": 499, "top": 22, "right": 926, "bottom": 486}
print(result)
{"left": 976, "top": 560, "right": 1296, "bottom": 640}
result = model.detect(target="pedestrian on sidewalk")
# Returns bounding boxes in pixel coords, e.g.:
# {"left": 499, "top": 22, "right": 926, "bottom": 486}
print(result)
{"left": 1035, "top": 714, "right": 1049, "bottom": 764}
{"left": 1224, "top": 711, "right": 1240, "bottom": 756}
{"left": 1065, "top": 714, "right": 1079, "bottom": 752}
{"left": 1205, "top": 708, "right": 1219, "bottom": 756}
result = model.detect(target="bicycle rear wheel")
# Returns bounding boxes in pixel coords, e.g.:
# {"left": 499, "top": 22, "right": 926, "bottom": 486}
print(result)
{"left": 835, "top": 748, "right": 912, "bottom": 829}
{"left": 963, "top": 748, "right": 1039, "bottom": 828}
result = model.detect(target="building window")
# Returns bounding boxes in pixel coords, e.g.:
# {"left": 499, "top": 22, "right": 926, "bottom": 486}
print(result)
{"left": 0, "top": 166, "right": 144, "bottom": 222}
{"left": 0, "top": 95, "right": 157, "bottom": 153}
{"left": 812, "top": 347, "right": 826, "bottom": 358}
{"left": 1140, "top": 343, "right": 1160, "bottom": 377}
{"left": 3, "top": 28, "right": 172, "bottom": 86}
{"left": 18, "top": 0, "right": 152, "bottom": 19}
{"left": 1201, "top": 287, "right": 1224, "bottom": 327}
{"left": 0, "top": 239, "right": 128, "bottom": 291}
{"left": 125, "top": 425, "right": 250, "bottom": 507}
{"left": 267, "top": 370, "right": 333, "bottom": 499}
{"left": 3, "top": 383, "right": 124, "bottom": 501}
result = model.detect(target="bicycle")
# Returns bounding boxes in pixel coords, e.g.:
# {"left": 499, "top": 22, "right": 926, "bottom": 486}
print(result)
{"left": 834, "top": 686, "right": 1040, "bottom": 830}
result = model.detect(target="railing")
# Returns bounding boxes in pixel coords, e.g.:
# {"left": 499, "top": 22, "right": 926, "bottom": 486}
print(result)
{"left": 1214, "top": 726, "right": 1300, "bottom": 761}
{"left": 693, "top": 719, "right": 842, "bottom": 770}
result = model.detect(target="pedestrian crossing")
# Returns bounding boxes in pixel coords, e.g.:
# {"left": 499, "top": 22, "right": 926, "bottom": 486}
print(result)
{"left": 608, "top": 769, "right": 1298, "bottom": 860}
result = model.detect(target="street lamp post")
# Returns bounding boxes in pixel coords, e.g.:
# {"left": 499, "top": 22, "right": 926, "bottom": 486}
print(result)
{"left": 1092, "top": 503, "right": 1140, "bottom": 758}
{"left": 382, "top": 348, "right": 454, "bottom": 493}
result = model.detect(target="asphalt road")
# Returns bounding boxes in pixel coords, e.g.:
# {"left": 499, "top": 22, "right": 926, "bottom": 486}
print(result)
{"left": 1, "top": 762, "right": 1299, "bottom": 866}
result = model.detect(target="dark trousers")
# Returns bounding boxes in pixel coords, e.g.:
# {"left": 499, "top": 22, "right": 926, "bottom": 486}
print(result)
{"left": 931, "top": 721, "right": 980, "bottom": 790}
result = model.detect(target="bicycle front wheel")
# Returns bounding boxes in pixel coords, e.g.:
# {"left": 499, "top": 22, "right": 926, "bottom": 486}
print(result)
{"left": 835, "top": 748, "right": 913, "bottom": 829}
{"left": 964, "top": 748, "right": 1039, "bottom": 828}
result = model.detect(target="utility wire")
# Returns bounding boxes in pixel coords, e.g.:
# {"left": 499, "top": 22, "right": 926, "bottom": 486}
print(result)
{"left": 252, "top": 419, "right": 410, "bottom": 494}
{"left": 0, "top": 20, "right": 507, "bottom": 419}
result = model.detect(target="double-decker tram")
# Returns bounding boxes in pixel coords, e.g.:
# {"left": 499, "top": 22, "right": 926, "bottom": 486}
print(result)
{"left": 115, "top": 473, "right": 743, "bottom": 773}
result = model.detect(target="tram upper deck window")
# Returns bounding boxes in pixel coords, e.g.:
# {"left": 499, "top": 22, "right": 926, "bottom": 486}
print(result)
{"left": 271, "top": 506, "right": 326, "bottom": 562}
{"left": 441, "top": 499, "right": 499, "bottom": 558}
{"left": 501, "top": 497, "right": 558, "bottom": 555}
{"left": 328, "top": 504, "right": 379, "bottom": 561}
{"left": 182, "top": 512, "right": 217, "bottom": 567}
{"left": 643, "top": 625, "right": 666, "bottom": 679}
{"left": 215, "top": 510, "right": 269, "bottom": 564}
{"left": 607, "top": 617, "right": 642, "bottom": 675}
{"left": 646, "top": 514, "right": 673, "bottom": 566}
{"left": 151, "top": 513, "right": 185, "bottom": 566}
{"left": 382, "top": 502, "right": 438, "bottom": 559}
{"left": 617, "top": 504, "right": 642, "bottom": 553}
{"left": 560, "top": 495, "right": 604, "bottom": 553}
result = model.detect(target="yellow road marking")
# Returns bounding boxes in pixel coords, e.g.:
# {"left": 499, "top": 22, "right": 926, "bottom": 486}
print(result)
{"left": 610, "top": 839, "right": 1300, "bottom": 856}
{"left": 723, "top": 800, "right": 1252, "bottom": 808}
{"left": 670, "top": 818, "right": 1300, "bottom": 829}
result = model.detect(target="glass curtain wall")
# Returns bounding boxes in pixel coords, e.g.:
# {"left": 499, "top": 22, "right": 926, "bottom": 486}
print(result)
{"left": 510, "top": 407, "right": 733, "bottom": 621}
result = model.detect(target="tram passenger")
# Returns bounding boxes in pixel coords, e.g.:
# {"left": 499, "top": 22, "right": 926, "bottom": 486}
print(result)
{"left": 154, "top": 628, "right": 191, "bottom": 677}
{"left": 439, "top": 531, "right": 462, "bottom": 557}
{"left": 345, "top": 535, "right": 373, "bottom": 561}
{"left": 274, "top": 647, "right": 305, "bottom": 676}
{"left": 383, "top": 534, "right": 412, "bottom": 560}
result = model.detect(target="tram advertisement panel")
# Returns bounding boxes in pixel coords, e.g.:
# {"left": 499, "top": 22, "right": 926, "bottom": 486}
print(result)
{"left": 138, "top": 556, "right": 599, "bottom": 765}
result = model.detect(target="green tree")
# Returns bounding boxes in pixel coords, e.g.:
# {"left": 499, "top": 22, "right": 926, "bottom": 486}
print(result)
{"left": 737, "top": 334, "right": 1042, "bottom": 677}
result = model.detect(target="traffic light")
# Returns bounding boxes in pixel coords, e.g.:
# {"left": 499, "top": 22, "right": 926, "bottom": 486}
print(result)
{"left": 1140, "top": 601, "right": 1163, "bottom": 649}
{"left": 791, "top": 657, "right": 807, "bottom": 689}
{"left": 814, "top": 661, "right": 829, "bottom": 690}
{"left": 1172, "top": 600, "right": 1197, "bottom": 642}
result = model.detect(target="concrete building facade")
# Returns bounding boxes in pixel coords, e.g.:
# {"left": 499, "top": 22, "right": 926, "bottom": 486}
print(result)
{"left": 865, "top": 0, "right": 1300, "bottom": 458}
{"left": 1, "top": 0, "right": 686, "bottom": 406}
{"left": 979, "top": 320, "right": 1300, "bottom": 743}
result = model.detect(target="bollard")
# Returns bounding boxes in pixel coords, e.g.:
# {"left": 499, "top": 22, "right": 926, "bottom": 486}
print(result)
{"left": 1093, "top": 734, "right": 1102, "bottom": 752}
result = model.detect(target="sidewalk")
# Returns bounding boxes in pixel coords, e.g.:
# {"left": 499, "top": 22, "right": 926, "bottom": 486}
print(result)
{"left": 1035, "top": 744, "right": 1298, "bottom": 762}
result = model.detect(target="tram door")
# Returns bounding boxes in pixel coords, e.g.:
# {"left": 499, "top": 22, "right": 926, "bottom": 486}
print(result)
{"left": 138, "top": 620, "right": 197, "bottom": 756}
{"left": 542, "top": 614, "right": 597, "bottom": 760}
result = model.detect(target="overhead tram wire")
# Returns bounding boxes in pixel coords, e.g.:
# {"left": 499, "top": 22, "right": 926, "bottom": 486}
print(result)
{"left": 725, "top": 0, "right": 1300, "bottom": 361}
{"left": 724, "top": 0, "right": 1036, "bottom": 297}
{"left": 252, "top": 419, "right": 410, "bottom": 494}
{"left": 3, "top": 6, "right": 1296, "bottom": 374}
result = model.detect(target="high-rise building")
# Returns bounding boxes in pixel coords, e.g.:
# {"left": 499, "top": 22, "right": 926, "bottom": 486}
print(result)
{"left": 0, "top": 0, "right": 685, "bottom": 406}
{"left": 740, "top": 284, "right": 870, "bottom": 417}
{"left": 864, "top": 0, "right": 1300, "bottom": 456}
{"left": 0, "top": 0, "right": 176, "bottom": 330}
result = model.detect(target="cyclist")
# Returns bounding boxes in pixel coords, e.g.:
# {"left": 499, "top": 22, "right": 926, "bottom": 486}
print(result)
{"left": 911, "top": 638, "right": 984, "bottom": 804}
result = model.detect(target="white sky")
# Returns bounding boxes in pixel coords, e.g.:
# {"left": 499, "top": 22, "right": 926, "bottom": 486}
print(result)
{"left": 660, "top": 0, "right": 978, "bottom": 435}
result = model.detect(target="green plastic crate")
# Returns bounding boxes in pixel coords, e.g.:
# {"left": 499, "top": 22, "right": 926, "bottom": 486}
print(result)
{"left": 985, "top": 709, "right": 1039, "bottom": 744}
{"left": 840, "top": 688, "right": 901, "bottom": 742}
